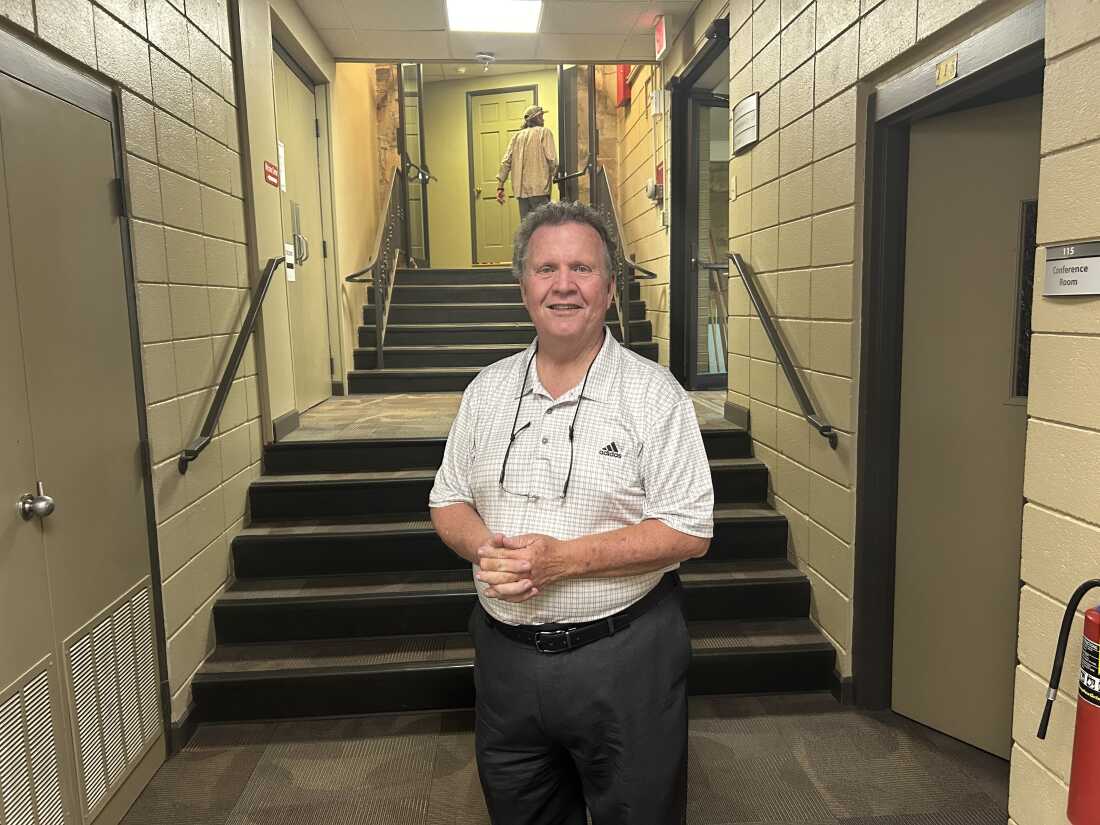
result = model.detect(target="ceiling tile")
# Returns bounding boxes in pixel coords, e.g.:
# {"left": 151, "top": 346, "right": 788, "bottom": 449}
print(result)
{"left": 448, "top": 31, "right": 540, "bottom": 60}
{"left": 344, "top": 0, "right": 447, "bottom": 31}
{"left": 357, "top": 29, "right": 452, "bottom": 59}
{"left": 298, "top": 0, "right": 350, "bottom": 29}
{"left": 619, "top": 33, "right": 655, "bottom": 60}
{"left": 539, "top": 1, "right": 646, "bottom": 35}
{"left": 318, "top": 28, "right": 363, "bottom": 56}
{"left": 535, "top": 32, "right": 626, "bottom": 60}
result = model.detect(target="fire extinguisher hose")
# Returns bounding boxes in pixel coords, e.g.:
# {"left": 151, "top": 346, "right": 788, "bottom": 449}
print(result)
{"left": 1037, "top": 579, "right": 1100, "bottom": 739}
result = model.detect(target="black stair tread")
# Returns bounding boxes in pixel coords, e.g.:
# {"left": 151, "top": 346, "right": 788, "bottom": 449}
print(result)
{"left": 196, "top": 617, "right": 827, "bottom": 679}
{"left": 251, "top": 458, "right": 753, "bottom": 483}
{"left": 712, "top": 503, "right": 781, "bottom": 522}
{"left": 349, "top": 366, "right": 482, "bottom": 375}
{"left": 355, "top": 343, "right": 528, "bottom": 353}
{"left": 687, "top": 617, "right": 833, "bottom": 651}
{"left": 222, "top": 568, "right": 472, "bottom": 601}
{"left": 237, "top": 503, "right": 773, "bottom": 540}
{"left": 678, "top": 558, "right": 803, "bottom": 583}
{"left": 221, "top": 558, "right": 801, "bottom": 603}
{"left": 235, "top": 515, "right": 435, "bottom": 538}
{"left": 250, "top": 469, "right": 437, "bottom": 486}
{"left": 199, "top": 632, "right": 474, "bottom": 675}
{"left": 709, "top": 457, "right": 766, "bottom": 471}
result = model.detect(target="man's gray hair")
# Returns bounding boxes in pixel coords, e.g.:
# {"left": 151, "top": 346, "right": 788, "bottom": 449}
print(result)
{"left": 511, "top": 200, "right": 617, "bottom": 282}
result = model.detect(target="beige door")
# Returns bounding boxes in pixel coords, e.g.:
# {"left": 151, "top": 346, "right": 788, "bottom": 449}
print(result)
{"left": 893, "top": 95, "right": 1041, "bottom": 758}
{"left": 274, "top": 52, "right": 331, "bottom": 412}
{"left": 471, "top": 88, "right": 534, "bottom": 264}
{"left": 0, "top": 71, "right": 163, "bottom": 823}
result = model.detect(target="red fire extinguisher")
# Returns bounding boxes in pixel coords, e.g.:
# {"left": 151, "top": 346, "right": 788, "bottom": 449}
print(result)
{"left": 1037, "top": 579, "right": 1100, "bottom": 824}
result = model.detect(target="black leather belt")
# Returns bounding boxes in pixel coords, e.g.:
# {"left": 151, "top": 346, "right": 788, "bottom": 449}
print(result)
{"left": 483, "top": 571, "right": 679, "bottom": 654}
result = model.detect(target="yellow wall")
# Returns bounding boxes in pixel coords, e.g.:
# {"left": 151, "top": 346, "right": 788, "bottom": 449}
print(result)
{"left": 422, "top": 69, "right": 558, "bottom": 268}
{"left": 330, "top": 62, "right": 385, "bottom": 383}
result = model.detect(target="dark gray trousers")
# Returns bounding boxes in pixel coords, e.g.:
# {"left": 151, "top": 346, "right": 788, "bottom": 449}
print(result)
{"left": 518, "top": 194, "right": 551, "bottom": 219}
{"left": 470, "top": 583, "right": 690, "bottom": 825}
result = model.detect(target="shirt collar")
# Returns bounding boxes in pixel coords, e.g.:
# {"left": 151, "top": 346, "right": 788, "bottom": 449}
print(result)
{"left": 512, "top": 327, "right": 620, "bottom": 402}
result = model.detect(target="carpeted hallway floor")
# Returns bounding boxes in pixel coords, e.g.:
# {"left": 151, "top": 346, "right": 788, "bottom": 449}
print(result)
{"left": 121, "top": 693, "right": 1008, "bottom": 824}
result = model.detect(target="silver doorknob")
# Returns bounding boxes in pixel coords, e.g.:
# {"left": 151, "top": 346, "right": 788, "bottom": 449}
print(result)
{"left": 18, "top": 481, "right": 55, "bottom": 521}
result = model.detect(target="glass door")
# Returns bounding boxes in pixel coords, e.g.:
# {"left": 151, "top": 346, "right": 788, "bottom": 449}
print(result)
{"left": 689, "top": 94, "right": 730, "bottom": 388}
{"left": 557, "top": 64, "right": 596, "bottom": 204}
{"left": 398, "top": 63, "right": 430, "bottom": 267}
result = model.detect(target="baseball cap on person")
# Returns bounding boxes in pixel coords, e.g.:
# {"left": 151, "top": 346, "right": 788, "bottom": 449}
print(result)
{"left": 523, "top": 105, "right": 545, "bottom": 122}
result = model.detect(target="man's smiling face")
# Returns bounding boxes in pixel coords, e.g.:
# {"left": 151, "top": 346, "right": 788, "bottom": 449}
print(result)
{"left": 520, "top": 222, "right": 614, "bottom": 347}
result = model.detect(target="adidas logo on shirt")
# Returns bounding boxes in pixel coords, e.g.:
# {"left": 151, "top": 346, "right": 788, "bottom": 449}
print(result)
{"left": 599, "top": 442, "right": 622, "bottom": 459}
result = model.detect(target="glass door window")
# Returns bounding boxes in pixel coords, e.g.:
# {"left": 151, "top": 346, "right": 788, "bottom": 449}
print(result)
{"left": 399, "top": 63, "right": 430, "bottom": 267}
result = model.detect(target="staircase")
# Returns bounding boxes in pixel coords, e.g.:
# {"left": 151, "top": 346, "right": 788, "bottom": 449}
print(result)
{"left": 348, "top": 266, "right": 658, "bottom": 393}
{"left": 190, "top": 427, "right": 837, "bottom": 722}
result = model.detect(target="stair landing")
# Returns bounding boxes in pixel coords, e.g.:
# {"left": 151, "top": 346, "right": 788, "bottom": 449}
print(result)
{"left": 288, "top": 389, "right": 734, "bottom": 442}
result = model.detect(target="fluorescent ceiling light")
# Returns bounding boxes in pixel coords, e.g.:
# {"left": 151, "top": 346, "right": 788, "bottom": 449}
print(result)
{"left": 446, "top": 0, "right": 542, "bottom": 33}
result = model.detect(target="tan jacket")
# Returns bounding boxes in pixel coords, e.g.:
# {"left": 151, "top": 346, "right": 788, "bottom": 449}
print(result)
{"left": 497, "top": 125, "right": 558, "bottom": 198}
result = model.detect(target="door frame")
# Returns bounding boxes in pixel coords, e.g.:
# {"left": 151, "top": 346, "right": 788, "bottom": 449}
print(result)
{"left": 556, "top": 64, "right": 598, "bottom": 204}
{"left": 0, "top": 23, "right": 171, "bottom": 743}
{"left": 271, "top": 39, "right": 337, "bottom": 408}
{"left": 466, "top": 84, "right": 538, "bottom": 265}
{"left": 666, "top": 16, "right": 730, "bottom": 388}
{"left": 397, "top": 63, "right": 431, "bottom": 267}
{"left": 852, "top": 0, "right": 1045, "bottom": 709}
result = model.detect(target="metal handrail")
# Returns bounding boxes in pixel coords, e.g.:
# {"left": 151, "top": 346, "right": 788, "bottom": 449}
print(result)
{"left": 345, "top": 168, "right": 405, "bottom": 370}
{"left": 554, "top": 158, "right": 591, "bottom": 184}
{"left": 345, "top": 167, "right": 403, "bottom": 284}
{"left": 178, "top": 255, "right": 286, "bottom": 474}
{"left": 593, "top": 165, "right": 657, "bottom": 346}
{"left": 729, "top": 252, "right": 838, "bottom": 450}
{"left": 708, "top": 268, "right": 728, "bottom": 360}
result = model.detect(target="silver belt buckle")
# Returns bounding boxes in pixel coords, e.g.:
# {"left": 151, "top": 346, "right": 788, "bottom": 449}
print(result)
{"left": 534, "top": 629, "right": 572, "bottom": 654}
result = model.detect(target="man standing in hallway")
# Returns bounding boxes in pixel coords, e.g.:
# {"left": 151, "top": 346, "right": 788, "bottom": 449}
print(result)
{"left": 430, "top": 202, "right": 713, "bottom": 825}
{"left": 496, "top": 104, "right": 558, "bottom": 219}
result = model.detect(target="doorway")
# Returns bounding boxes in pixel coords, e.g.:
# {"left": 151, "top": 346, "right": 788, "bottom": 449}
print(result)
{"left": 273, "top": 43, "right": 332, "bottom": 413}
{"left": 0, "top": 29, "right": 165, "bottom": 825}
{"left": 558, "top": 64, "right": 597, "bottom": 204}
{"left": 468, "top": 85, "right": 536, "bottom": 265}
{"left": 853, "top": 0, "right": 1045, "bottom": 754}
{"left": 399, "top": 63, "right": 430, "bottom": 267}
{"left": 668, "top": 17, "right": 731, "bottom": 390}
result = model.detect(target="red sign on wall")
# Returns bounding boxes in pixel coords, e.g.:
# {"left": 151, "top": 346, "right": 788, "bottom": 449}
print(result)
{"left": 616, "top": 64, "right": 631, "bottom": 107}
{"left": 263, "top": 161, "right": 280, "bottom": 188}
{"left": 654, "top": 15, "right": 667, "bottom": 60}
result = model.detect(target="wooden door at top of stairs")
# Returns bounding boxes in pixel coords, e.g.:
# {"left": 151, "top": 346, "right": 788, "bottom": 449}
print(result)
{"left": 892, "top": 95, "right": 1040, "bottom": 759}
{"left": 274, "top": 52, "right": 331, "bottom": 412}
{"left": 471, "top": 87, "right": 534, "bottom": 265}
{"left": 0, "top": 68, "right": 163, "bottom": 825}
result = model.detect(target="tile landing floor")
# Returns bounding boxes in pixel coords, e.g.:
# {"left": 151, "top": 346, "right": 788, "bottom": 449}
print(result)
{"left": 285, "top": 390, "right": 735, "bottom": 442}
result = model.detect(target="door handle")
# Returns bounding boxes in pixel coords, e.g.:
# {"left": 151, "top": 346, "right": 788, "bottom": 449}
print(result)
{"left": 475, "top": 186, "right": 482, "bottom": 197}
{"left": 293, "top": 233, "right": 310, "bottom": 264}
{"left": 18, "top": 481, "right": 55, "bottom": 521}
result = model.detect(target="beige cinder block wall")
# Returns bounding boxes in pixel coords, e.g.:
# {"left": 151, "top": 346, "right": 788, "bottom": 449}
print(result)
{"left": 728, "top": 0, "right": 1100, "bottom": 819}
{"left": 0, "top": 0, "right": 257, "bottom": 725}
{"left": 1009, "top": 2, "right": 1100, "bottom": 821}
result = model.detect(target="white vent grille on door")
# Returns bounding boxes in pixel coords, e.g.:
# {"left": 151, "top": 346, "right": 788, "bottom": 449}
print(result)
{"left": 65, "top": 584, "right": 160, "bottom": 819}
{"left": 0, "top": 666, "right": 67, "bottom": 825}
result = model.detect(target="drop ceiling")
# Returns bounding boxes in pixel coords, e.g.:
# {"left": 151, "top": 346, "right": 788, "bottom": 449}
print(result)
{"left": 421, "top": 63, "right": 554, "bottom": 82}
{"left": 298, "top": 0, "right": 703, "bottom": 62}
